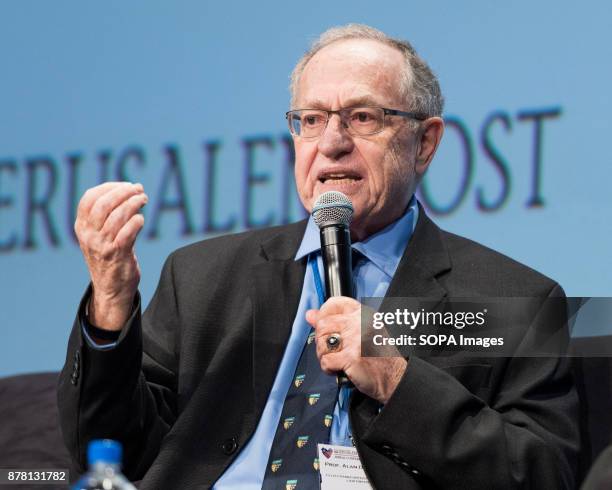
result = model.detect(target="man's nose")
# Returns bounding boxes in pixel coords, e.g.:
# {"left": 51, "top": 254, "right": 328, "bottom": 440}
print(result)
{"left": 317, "top": 114, "right": 355, "bottom": 159}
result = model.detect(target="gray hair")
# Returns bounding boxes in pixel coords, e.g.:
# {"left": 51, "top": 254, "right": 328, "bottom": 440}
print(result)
{"left": 290, "top": 24, "right": 444, "bottom": 117}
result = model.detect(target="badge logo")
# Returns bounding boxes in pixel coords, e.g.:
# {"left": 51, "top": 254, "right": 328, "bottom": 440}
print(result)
{"left": 286, "top": 479, "right": 298, "bottom": 490}
{"left": 324, "top": 414, "right": 333, "bottom": 427}
{"left": 297, "top": 435, "right": 309, "bottom": 448}
{"left": 307, "top": 332, "right": 315, "bottom": 344}
{"left": 308, "top": 393, "right": 320, "bottom": 405}
{"left": 313, "top": 458, "right": 319, "bottom": 471}
{"left": 321, "top": 447, "right": 334, "bottom": 459}
{"left": 294, "top": 374, "right": 305, "bottom": 388}
{"left": 271, "top": 459, "right": 283, "bottom": 473}
{"left": 283, "top": 417, "right": 295, "bottom": 430}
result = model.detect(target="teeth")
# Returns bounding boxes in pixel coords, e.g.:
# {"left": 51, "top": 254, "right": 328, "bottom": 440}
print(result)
{"left": 320, "top": 174, "right": 360, "bottom": 183}
{"left": 321, "top": 177, "right": 359, "bottom": 184}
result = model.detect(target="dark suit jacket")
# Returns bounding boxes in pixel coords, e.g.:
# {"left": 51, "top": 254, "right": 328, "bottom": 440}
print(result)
{"left": 58, "top": 209, "right": 580, "bottom": 489}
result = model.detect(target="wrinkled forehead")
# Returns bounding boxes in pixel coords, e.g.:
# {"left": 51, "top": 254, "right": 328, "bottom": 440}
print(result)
{"left": 295, "top": 39, "right": 408, "bottom": 109}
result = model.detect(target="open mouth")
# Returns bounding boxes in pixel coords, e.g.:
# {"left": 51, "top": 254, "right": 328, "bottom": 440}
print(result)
{"left": 318, "top": 172, "right": 362, "bottom": 185}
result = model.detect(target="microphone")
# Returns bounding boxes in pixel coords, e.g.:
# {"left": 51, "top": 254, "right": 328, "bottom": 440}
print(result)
{"left": 312, "top": 191, "right": 354, "bottom": 386}
{"left": 312, "top": 191, "right": 354, "bottom": 298}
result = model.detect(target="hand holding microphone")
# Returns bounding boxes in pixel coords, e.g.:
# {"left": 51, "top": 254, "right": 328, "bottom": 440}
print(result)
{"left": 306, "top": 190, "right": 407, "bottom": 402}
{"left": 311, "top": 191, "right": 354, "bottom": 385}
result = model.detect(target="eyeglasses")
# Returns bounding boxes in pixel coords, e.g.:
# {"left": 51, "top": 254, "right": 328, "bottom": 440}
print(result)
{"left": 285, "top": 106, "right": 428, "bottom": 139}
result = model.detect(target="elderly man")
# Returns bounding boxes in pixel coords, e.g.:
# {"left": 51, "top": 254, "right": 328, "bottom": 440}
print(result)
{"left": 58, "top": 24, "right": 579, "bottom": 489}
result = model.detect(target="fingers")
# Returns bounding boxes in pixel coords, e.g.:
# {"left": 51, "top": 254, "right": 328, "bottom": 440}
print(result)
{"left": 306, "top": 298, "right": 360, "bottom": 328}
{"left": 77, "top": 182, "right": 125, "bottom": 217}
{"left": 319, "top": 296, "right": 360, "bottom": 315}
{"left": 313, "top": 313, "right": 357, "bottom": 358}
{"left": 74, "top": 181, "right": 148, "bottom": 268}
{"left": 308, "top": 302, "right": 359, "bottom": 351}
{"left": 115, "top": 213, "right": 145, "bottom": 250}
{"left": 75, "top": 182, "right": 148, "bottom": 246}
{"left": 305, "top": 309, "right": 319, "bottom": 326}
{"left": 308, "top": 299, "right": 362, "bottom": 375}
{"left": 316, "top": 335, "right": 361, "bottom": 375}
{"left": 100, "top": 192, "right": 148, "bottom": 241}
{"left": 86, "top": 182, "right": 145, "bottom": 231}
{"left": 314, "top": 313, "right": 351, "bottom": 336}
{"left": 318, "top": 351, "right": 345, "bottom": 375}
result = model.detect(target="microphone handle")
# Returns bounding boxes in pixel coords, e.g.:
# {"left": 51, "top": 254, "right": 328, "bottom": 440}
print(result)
{"left": 320, "top": 225, "right": 353, "bottom": 298}
{"left": 319, "top": 224, "right": 353, "bottom": 386}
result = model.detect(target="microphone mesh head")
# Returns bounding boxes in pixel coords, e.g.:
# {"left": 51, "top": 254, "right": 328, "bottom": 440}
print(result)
{"left": 312, "top": 191, "right": 354, "bottom": 228}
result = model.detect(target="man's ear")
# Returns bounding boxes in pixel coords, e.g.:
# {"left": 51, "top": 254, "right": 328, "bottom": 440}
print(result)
{"left": 415, "top": 117, "right": 444, "bottom": 177}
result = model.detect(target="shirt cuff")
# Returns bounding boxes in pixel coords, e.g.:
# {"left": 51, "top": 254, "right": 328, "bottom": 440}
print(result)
{"left": 80, "top": 299, "right": 121, "bottom": 350}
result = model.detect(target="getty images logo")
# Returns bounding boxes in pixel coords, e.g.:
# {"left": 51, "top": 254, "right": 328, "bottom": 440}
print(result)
{"left": 372, "top": 307, "right": 488, "bottom": 330}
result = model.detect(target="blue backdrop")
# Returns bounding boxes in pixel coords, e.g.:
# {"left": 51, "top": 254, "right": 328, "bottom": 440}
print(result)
{"left": 1, "top": 1, "right": 611, "bottom": 376}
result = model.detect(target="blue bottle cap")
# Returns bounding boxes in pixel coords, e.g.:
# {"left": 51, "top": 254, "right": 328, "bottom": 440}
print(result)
{"left": 87, "top": 439, "right": 122, "bottom": 466}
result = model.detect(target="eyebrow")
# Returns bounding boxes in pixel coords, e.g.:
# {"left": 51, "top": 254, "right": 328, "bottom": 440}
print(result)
{"left": 299, "top": 95, "right": 384, "bottom": 110}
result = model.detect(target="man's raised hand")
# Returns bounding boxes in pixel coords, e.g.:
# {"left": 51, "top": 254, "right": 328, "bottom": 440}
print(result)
{"left": 74, "top": 182, "right": 148, "bottom": 330}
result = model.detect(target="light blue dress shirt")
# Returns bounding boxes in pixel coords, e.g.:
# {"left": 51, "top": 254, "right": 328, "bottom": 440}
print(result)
{"left": 214, "top": 197, "right": 419, "bottom": 489}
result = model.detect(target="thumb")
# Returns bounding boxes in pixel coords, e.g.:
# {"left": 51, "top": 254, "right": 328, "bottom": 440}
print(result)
{"left": 305, "top": 309, "right": 319, "bottom": 326}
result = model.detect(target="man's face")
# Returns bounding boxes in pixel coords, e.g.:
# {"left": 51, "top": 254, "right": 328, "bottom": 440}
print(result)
{"left": 293, "top": 39, "right": 420, "bottom": 239}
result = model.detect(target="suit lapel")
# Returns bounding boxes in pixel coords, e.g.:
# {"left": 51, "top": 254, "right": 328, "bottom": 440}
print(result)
{"left": 351, "top": 208, "right": 454, "bottom": 457}
{"left": 383, "top": 206, "right": 451, "bottom": 305}
{"left": 251, "top": 221, "right": 308, "bottom": 412}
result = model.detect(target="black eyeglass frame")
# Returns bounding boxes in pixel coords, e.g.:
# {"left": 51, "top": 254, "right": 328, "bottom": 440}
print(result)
{"left": 285, "top": 107, "right": 429, "bottom": 138}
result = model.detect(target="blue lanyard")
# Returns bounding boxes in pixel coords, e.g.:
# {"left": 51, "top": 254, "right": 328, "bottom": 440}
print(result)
{"left": 308, "top": 252, "right": 354, "bottom": 417}
{"left": 308, "top": 253, "right": 326, "bottom": 307}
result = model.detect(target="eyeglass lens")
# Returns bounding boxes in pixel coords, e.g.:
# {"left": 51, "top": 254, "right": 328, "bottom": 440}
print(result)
{"left": 289, "top": 107, "right": 385, "bottom": 137}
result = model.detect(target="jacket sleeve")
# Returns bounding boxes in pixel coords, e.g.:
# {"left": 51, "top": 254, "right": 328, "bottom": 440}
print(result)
{"left": 57, "top": 254, "right": 180, "bottom": 481}
{"left": 350, "top": 284, "right": 580, "bottom": 489}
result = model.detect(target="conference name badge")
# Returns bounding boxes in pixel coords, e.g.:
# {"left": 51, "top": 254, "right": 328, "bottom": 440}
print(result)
{"left": 317, "top": 443, "right": 372, "bottom": 489}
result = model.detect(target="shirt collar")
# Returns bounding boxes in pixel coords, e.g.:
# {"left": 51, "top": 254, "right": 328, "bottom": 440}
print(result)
{"left": 295, "top": 196, "right": 419, "bottom": 279}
